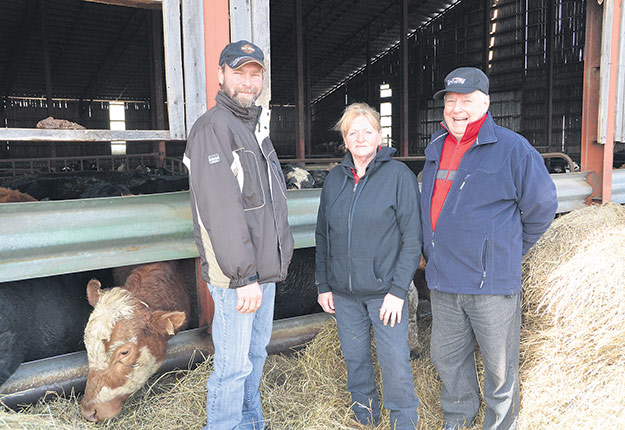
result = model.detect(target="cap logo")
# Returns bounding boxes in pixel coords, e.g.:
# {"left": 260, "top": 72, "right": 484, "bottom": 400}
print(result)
{"left": 447, "top": 77, "right": 466, "bottom": 85}
{"left": 240, "top": 44, "right": 255, "bottom": 54}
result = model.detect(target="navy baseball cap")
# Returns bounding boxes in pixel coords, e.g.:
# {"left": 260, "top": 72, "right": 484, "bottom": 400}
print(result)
{"left": 219, "top": 40, "right": 265, "bottom": 70}
{"left": 433, "top": 67, "right": 489, "bottom": 99}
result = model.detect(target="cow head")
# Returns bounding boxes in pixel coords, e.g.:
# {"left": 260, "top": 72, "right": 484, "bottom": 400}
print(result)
{"left": 80, "top": 279, "right": 186, "bottom": 422}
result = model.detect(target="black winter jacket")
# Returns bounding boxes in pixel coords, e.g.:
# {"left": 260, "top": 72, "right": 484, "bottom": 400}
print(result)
{"left": 184, "top": 91, "right": 294, "bottom": 288}
{"left": 315, "top": 147, "right": 422, "bottom": 300}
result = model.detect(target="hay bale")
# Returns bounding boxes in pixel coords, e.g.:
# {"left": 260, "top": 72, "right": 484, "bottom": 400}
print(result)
{"left": 520, "top": 202, "right": 625, "bottom": 429}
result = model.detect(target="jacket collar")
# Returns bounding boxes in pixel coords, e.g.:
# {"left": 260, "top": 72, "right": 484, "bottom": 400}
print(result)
{"left": 339, "top": 146, "right": 396, "bottom": 177}
{"left": 216, "top": 90, "right": 262, "bottom": 131}
{"left": 426, "top": 112, "right": 497, "bottom": 160}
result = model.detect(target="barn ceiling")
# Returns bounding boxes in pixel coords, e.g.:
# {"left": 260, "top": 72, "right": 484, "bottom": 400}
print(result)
{"left": 0, "top": 0, "right": 457, "bottom": 105}
{"left": 270, "top": 0, "right": 459, "bottom": 105}
{"left": 0, "top": 0, "right": 155, "bottom": 102}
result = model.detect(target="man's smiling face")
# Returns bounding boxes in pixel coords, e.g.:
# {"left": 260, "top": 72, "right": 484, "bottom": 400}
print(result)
{"left": 443, "top": 90, "right": 490, "bottom": 141}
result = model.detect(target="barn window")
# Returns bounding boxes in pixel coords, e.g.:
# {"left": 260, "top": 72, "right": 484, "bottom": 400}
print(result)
{"left": 380, "top": 83, "right": 393, "bottom": 147}
{"left": 109, "top": 102, "right": 127, "bottom": 155}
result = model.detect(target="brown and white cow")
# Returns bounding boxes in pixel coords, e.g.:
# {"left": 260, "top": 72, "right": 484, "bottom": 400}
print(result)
{"left": 80, "top": 262, "right": 190, "bottom": 422}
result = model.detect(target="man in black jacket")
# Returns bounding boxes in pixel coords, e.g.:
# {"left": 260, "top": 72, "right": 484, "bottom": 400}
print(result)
{"left": 184, "top": 40, "right": 294, "bottom": 430}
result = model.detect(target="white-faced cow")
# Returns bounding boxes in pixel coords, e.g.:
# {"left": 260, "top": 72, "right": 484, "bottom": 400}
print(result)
{"left": 80, "top": 262, "right": 190, "bottom": 422}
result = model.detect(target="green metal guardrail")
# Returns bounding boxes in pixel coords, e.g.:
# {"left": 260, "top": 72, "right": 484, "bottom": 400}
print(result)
{"left": 0, "top": 188, "right": 321, "bottom": 283}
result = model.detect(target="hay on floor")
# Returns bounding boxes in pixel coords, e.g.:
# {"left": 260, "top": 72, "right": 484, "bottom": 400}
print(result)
{"left": 520, "top": 202, "right": 625, "bottom": 428}
{"left": 1, "top": 317, "right": 457, "bottom": 430}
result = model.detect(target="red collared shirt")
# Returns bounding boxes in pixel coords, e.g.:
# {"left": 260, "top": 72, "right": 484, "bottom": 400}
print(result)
{"left": 430, "top": 113, "right": 488, "bottom": 231}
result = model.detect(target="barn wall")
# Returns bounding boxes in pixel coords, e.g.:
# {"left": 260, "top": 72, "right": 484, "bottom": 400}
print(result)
{"left": 304, "top": 0, "right": 586, "bottom": 162}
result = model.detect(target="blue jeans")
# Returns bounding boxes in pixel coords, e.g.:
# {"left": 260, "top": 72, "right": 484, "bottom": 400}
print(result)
{"left": 430, "top": 290, "right": 520, "bottom": 430}
{"left": 333, "top": 293, "right": 419, "bottom": 430}
{"left": 204, "top": 283, "right": 275, "bottom": 430}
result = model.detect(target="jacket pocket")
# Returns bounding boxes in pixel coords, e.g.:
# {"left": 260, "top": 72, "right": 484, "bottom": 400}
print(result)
{"left": 350, "top": 256, "right": 385, "bottom": 294}
{"left": 438, "top": 224, "right": 490, "bottom": 287}
{"left": 238, "top": 149, "right": 265, "bottom": 210}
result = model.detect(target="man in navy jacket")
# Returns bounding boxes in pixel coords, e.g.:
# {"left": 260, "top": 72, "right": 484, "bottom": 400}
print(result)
{"left": 420, "top": 67, "right": 557, "bottom": 430}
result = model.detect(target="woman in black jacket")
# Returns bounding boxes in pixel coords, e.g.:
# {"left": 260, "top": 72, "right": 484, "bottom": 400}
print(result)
{"left": 315, "top": 102, "right": 422, "bottom": 429}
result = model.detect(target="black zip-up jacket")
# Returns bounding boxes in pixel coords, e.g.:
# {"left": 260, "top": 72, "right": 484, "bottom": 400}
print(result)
{"left": 184, "top": 91, "right": 294, "bottom": 288}
{"left": 315, "top": 147, "right": 422, "bottom": 300}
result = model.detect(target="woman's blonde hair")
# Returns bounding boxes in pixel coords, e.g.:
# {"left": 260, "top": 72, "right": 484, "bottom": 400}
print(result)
{"left": 333, "top": 102, "right": 382, "bottom": 138}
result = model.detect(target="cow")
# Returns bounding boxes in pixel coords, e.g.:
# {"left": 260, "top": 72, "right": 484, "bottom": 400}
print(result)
{"left": 80, "top": 261, "right": 190, "bottom": 422}
{"left": 0, "top": 269, "right": 114, "bottom": 388}
{"left": 0, "top": 187, "right": 37, "bottom": 203}
{"left": 407, "top": 256, "right": 429, "bottom": 359}
{"left": 282, "top": 164, "right": 315, "bottom": 189}
{"left": 274, "top": 247, "right": 321, "bottom": 319}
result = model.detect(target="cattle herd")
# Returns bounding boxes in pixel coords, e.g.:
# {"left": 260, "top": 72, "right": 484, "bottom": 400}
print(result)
{"left": 0, "top": 162, "right": 429, "bottom": 419}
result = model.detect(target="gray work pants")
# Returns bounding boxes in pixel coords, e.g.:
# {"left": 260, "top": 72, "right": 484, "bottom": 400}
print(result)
{"left": 430, "top": 290, "right": 520, "bottom": 430}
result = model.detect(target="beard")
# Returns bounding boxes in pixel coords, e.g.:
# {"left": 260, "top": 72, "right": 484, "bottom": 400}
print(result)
{"left": 224, "top": 85, "right": 260, "bottom": 108}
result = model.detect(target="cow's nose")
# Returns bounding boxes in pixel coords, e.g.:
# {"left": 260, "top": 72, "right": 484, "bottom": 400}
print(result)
{"left": 81, "top": 405, "right": 98, "bottom": 422}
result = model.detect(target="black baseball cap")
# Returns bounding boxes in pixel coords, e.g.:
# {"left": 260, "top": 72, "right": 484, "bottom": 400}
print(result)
{"left": 433, "top": 67, "right": 489, "bottom": 99}
{"left": 219, "top": 40, "right": 265, "bottom": 70}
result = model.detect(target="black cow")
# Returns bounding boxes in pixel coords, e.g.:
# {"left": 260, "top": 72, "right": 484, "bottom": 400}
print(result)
{"left": 0, "top": 270, "right": 113, "bottom": 388}
{"left": 274, "top": 247, "right": 321, "bottom": 319}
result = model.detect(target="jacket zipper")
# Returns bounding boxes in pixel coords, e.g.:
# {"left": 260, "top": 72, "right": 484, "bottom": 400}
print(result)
{"left": 452, "top": 173, "right": 471, "bottom": 214}
{"left": 347, "top": 182, "right": 357, "bottom": 293}
{"left": 347, "top": 176, "right": 367, "bottom": 293}
{"left": 258, "top": 138, "right": 285, "bottom": 277}
{"left": 479, "top": 239, "right": 488, "bottom": 288}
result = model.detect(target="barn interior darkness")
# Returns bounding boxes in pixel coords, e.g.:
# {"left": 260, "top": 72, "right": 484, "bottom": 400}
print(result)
{"left": 0, "top": 0, "right": 588, "bottom": 170}
{"left": 270, "top": 0, "right": 588, "bottom": 167}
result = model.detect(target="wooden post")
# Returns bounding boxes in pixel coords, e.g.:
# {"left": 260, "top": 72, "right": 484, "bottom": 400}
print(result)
{"left": 294, "top": 0, "right": 306, "bottom": 160}
{"left": 545, "top": 0, "right": 554, "bottom": 152}
{"left": 203, "top": 0, "right": 229, "bottom": 109}
{"left": 399, "top": 0, "right": 409, "bottom": 156}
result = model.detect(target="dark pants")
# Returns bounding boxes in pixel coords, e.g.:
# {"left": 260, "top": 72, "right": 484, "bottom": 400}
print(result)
{"left": 430, "top": 290, "right": 520, "bottom": 430}
{"left": 334, "top": 293, "right": 419, "bottom": 429}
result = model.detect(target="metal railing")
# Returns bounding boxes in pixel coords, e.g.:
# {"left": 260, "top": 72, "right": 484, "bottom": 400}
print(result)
{"left": 0, "top": 153, "right": 165, "bottom": 176}
{"left": 0, "top": 188, "right": 321, "bottom": 283}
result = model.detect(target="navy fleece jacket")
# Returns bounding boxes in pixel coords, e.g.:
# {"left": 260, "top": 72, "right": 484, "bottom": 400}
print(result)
{"left": 420, "top": 113, "right": 558, "bottom": 295}
{"left": 315, "top": 147, "right": 422, "bottom": 300}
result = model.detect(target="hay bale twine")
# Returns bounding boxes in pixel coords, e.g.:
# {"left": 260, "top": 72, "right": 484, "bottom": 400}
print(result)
{"left": 520, "top": 202, "right": 625, "bottom": 429}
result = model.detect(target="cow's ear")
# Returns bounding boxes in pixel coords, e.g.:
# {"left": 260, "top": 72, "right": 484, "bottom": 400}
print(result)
{"left": 150, "top": 311, "right": 187, "bottom": 336}
{"left": 86, "top": 279, "right": 102, "bottom": 307}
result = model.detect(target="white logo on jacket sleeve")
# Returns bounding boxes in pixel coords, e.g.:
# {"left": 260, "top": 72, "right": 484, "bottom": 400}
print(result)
{"left": 208, "top": 154, "right": 220, "bottom": 164}
{"left": 230, "top": 150, "right": 244, "bottom": 192}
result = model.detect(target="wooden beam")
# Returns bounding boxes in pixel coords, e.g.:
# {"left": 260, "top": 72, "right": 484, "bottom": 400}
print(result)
{"left": 305, "top": 31, "right": 312, "bottom": 155}
{"left": 545, "top": 0, "right": 554, "bottom": 152}
{"left": 295, "top": 0, "right": 306, "bottom": 159}
{"left": 162, "top": 0, "right": 186, "bottom": 139}
{"left": 82, "top": 0, "right": 162, "bottom": 10}
{"left": 182, "top": 0, "right": 207, "bottom": 135}
{"left": 399, "top": 0, "right": 409, "bottom": 156}
{"left": 148, "top": 10, "right": 166, "bottom": 129}
{"left": 0, "top": 128, "right": 173, "bottom": 142}
{"left": 203, "top": 0, "right": 229, "bottom": 109}
{"left": 39, "top": 0, "right": 54, "bottom": 117}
